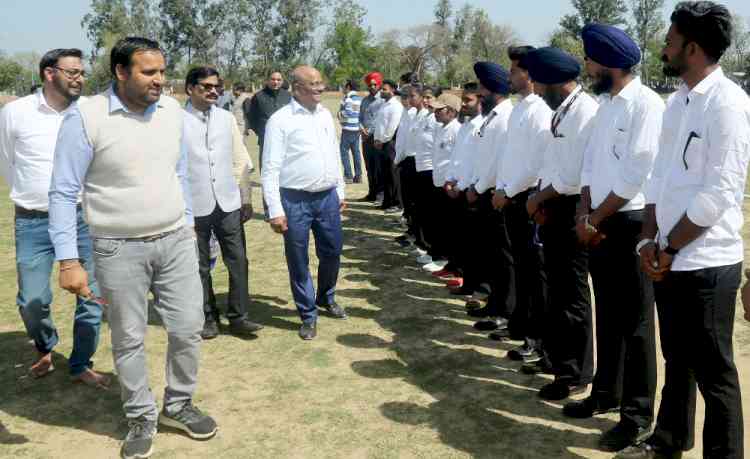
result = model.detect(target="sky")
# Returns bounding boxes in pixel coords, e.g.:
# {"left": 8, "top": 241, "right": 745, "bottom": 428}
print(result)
{"left": 1, "top": 0, "right": 749, "bottom": 56}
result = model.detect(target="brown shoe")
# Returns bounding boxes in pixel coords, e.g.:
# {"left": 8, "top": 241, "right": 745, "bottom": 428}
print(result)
{"left": 71, "top": 368, "right": 112, "bottom": 389}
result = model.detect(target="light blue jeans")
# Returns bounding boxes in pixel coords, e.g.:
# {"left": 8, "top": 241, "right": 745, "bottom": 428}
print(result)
{"left": 15, "top": 208, "right": 102, "bottom": 376}
{"left": 340, "top": 130, "right": 362, "bottom": 179}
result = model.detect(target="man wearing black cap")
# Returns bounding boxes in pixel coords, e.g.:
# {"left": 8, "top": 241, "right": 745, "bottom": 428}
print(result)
{"left": 562, "top": 23, "right": 665, "bottom": 452}
{"left": 461, "top": 62, "right": 515, "bottom": 334}
{"left": 617, "top": 3, "right": 748, "bottom": 459}
{"left": 492, "top": 45, "right": 554, "bottom": 359}
{"left": 523, "top": 47, "right": 598, "bottom": 401}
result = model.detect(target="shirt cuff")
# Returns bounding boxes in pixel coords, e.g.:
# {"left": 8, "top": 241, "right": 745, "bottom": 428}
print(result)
{"left": 551, "top": 174, "right": 578, "bottom": 196}
{"left": 686, "top": 193, "right": 723, "bottom": 228}
{"left": 612, "top": 176, "right": 641, "bottom": 201}
{"left": 54, "top": 241, "right": 80, "bottom": 261}
{"left": 644, "top": 178, "right": 661, "bottom": 205}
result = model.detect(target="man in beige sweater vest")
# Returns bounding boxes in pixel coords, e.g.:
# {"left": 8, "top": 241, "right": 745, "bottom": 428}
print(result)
{"left": 48, "top": 37, "right": 216, "bottom": 459}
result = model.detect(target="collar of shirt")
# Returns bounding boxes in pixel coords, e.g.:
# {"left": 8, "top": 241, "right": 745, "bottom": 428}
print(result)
{"left": 555, "top": 84, "right": 583, "bottom": 117}
{"left": 108, "top": 84, "right": 161, "bottom": 117}
{"left": 35, "top": 90, "right": 78, "bottom": 116}
{"left": 677, "top": 66, "right": 725, "bottom": 102}
{"left": 186, "top": 100, "right": 213, "bottom": 123}
{"left": 290, "top": 97, "right": 323, "bottom": 115}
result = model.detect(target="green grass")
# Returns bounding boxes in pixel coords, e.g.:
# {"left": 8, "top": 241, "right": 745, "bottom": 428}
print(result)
{"left": 0, "top": 93, "right": 748, "bottom": 458}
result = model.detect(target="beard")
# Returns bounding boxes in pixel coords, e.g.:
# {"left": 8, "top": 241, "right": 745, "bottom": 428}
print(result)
{"left": 481, "top": 93, "right": 497, "bottom": 113}
{"left": 53, "top": 77, "right": 81, "bottom": 102}
{"left": 542, "top": 87, "right": 565, "bottom": 111}
{"left": 591, "top": 71, "right": 614, "bottom": 95}
{"left": 662, "top": 50, "right": 688, "bottom": 78}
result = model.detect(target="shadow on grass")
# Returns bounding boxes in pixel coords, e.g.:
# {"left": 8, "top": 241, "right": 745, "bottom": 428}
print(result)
{"left": 334, "top": 205, "right": 616, "bottom": 458}
{"left": 0, "top": 331, "right": 123, "bottom": 441}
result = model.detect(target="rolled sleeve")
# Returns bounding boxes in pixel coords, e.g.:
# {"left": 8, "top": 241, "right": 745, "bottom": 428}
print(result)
{"left": 49, "top": 109, "right": 93, "bottom": 261}
{"left": 261, "top": 117, "right": 286, "bottom": 219}
{"left": 685, "top": 107, "right": 749, "bottom": 227}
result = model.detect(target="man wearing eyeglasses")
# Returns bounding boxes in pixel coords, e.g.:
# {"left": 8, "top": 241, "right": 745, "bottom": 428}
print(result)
{"left": 262, "top": 65, "right": 347, "bottom": 341}
{"left": 620, "top": 3, "right": 750, "bottom": 459}
{"left": 0, "top": 48, "right": 109, "bottom": 389}
{"left": 183, "top": 66, "right": 263, "bottom": 340}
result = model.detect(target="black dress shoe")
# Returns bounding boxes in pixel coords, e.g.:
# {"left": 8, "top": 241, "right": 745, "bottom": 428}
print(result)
{"left": 614, "top": 442, "right": 682, "bottom": 459}
{"left": 563, "top": 396, "right": 620, "bottom": 418}
{"left": 318, "top": 302, "right": 348, "bottom": 319}
{"left": 467, "top": 306, "right": 498, "bottom": 318}
{"left": 538, "top": 381, "right": 588, "bottom": 400}
{"left": 299, "top": 321, "right": 317, "bottom": 340}
{"left": 228, "top": 318, "right": 264, "bottom": 335}
{"left": 599, "top": 423, "right": 652, "bottom": 452}
{"left": 201, "top": 319, "right": 219, "bottom": 340}
{"left": 508, "top": 343, "right": 543, "bottom": 362}
{"left": 488, "top": 328, "right": 512, "bottom": 341}
{"left": 473, "top": 317, "right": 508, "bottom": 331}
{"left": 521, "top": 359, "right": 554, "bottom": 375}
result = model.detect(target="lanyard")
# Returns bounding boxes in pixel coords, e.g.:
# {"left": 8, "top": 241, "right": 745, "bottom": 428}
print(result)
{"left": 550, "top": 86, "right": 582, "bottom": 137}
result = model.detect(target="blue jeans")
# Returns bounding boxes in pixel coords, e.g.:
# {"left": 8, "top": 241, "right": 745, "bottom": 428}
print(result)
{"left": 339, "top": 130, "right": 362, "bottom": 179}
{"left": 281, "top": 188, "right": 343, "bottom": 324}
{"left": 15, "top": 208, "right": 102, "bottom": 376}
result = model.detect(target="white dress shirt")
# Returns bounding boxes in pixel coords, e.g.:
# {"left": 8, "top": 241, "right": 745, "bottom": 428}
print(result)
{"left": 497, "top": 93, "right": 553, "bottom": 198}
{"left": 413, "top": 112, "right": 438, "bottom": 172}
{"left": 582, "top": 78, "right": 664, "bottom": 212}
{"left": 394, "top": 107, "right": 416, "bottom": 164}
{"left": 645, "top": 68, "right": 750, "bottom": 271}
{"left": 400, "top": 108, "right": 430, "bottom": 163}
{"left": 262, "top": 98, "right": 345, "bottom": 219}
{"left": 432, "top": 118, "right": 462, "bottom": 187}
{"left": 0, "top": 91, "right": 85, "bottom": 210}
{"left": 374, "top": 96, "right": 403, "bottom": 144}
{"left": 540, "top": 85, "right": 599, "bottom": 195}
{"left": 447, "top": 114, "right": 485, "bottom": 190}
{"left": 184, "top": 103, "right": 252, "bottom": 217}
{"left": 471, "top": 99, "right": 514, "bottom": 194}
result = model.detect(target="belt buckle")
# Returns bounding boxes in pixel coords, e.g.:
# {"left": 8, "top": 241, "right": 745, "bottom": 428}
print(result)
{"left": 142, "top": 232, "right": 163, "bottom": 243}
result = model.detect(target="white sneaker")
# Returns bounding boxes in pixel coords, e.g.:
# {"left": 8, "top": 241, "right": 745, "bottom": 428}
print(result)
{"left": 411, "top": 247, "right": 427, "bottom": 257}
{"left": 416, "top": 254, "right": 433, "bottom": 264}
{"left": 423, "top": 260, "right": 449, "bottom": 272}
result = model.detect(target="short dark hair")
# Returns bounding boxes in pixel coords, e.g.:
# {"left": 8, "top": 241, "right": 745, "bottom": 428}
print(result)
{"left": 508, "top": 46, "right": 536, "bottom": 70}
{"left": 670, "top": 1, "right": 732, "bottom": 63}
{"left": 424, "top": 86, "right": 443, "bottom": 98}
{"left": 345, "top": 79, "right": 359, "bottom": 91}
{"left": 39, "top": 48, "right": 83, "bottom": 80}
{"left": 399, "top": 72, "right": 418, "bottom": 85}
{"left": 234, "top": 83, "right": 245, "bottom": 91}
{"left": 110, "top": 37, "right": 163, "bottom": 77}
{"left": 462, "top": 82, "right": 480, "bottom": 94}
{"left": 382, "top": 79, "right": 398, "bottom": 91}
{"left": 406, "top": 83, "right": 425, "bottom": 95}
{"left": 185, "top": 66, "right": 220, "bottom": 93}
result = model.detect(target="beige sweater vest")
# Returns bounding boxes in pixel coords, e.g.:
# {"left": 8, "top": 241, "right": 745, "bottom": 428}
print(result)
{"left": 78, "top": 90, "right": 186, "bottom": 238}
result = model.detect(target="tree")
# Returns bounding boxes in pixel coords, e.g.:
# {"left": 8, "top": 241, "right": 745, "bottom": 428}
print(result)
{"left": 434, "top": 0, "right": 452, "bottom": 27}
{"left": 560, "top": 0, "right": 629, "bottom": 38}
{"left": 630, "top": 0, "right": 664, "bottom": 83}
{"left": 81, "top": 0, "right": 133, "bottom": 62}
{"left": 469, "top": 9, "right": 516, "bottom": 67}
{"left": 0, "top": 54, "right": 26, "bottom": 93}
{"left": 158, "top": 0, "right": 225, "bottom": 70}
{"left": 272, "top": 0, "right": 323, "bottom": 70}
{"left": 724, "top": 16, "right": 750, "bottom": 76}
{"left": 549, "top": 28, "right": 585, "bottom": 62}
{"left": 323, "top": 0, "right": 374, "bottom": 86}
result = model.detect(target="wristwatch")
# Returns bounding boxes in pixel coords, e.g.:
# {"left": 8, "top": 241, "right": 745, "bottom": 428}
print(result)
{"left": 663, "top": 245, "right": 680, "bottom": 256}
{"left": 635, "top": 238, "right": 655, "bottom": 256}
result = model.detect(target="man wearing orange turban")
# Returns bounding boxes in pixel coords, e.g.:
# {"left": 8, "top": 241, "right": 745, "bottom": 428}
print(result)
{"left": 359, "top": 72, "right": 384, "bottom": 201}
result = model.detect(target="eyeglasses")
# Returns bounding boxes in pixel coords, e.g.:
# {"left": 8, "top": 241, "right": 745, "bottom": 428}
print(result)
{"left": 54, "top": 66, "right": 86, "bottom": 79}
{"left": 196, "top": 83, "right": 222, "bottom": 92}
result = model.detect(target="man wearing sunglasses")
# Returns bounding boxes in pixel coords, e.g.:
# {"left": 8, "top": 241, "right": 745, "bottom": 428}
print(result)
{"left": 621, "top": 3, "right": 750, "bottom": 459}
{"left": 0, "top": 48, "right": 108, "bottom": 388}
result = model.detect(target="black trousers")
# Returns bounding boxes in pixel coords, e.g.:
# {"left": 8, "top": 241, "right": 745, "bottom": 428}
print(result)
{"left": 398, "top": 157, "right": 418, "bottom": 236}
{"left": 380, "top": 140, "right": 397, "bottom": 208}
{"left": 540, "top": 194, "right": 593, "bottom": 385}
{"left": 362, "top": 135, "right": 381, "bottom": 198}
{"left": 589, "top": 210, "right": 656, "bottom": 429}
{"left": 195, "top": 205, "right": 250, "bottom": 322}
{"left": 414, "top": 170, "right": 442, "bottom": 256}
{"left": 504, "top": 190, "right": 547, "bottom": 342}
{"left": 429, "top": 187, "right": 458, "bottom": 260}
{"left": 649, "top": 262, "right": 743, "bottom": 458}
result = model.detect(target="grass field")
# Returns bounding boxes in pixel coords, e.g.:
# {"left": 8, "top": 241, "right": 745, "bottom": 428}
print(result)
{"left": 0, "top": 93, "right": 749, "bottom": 458}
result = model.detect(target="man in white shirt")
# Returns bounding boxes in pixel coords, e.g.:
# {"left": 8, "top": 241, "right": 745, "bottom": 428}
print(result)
{"left": 393, "top": 89, "right": 418, "bottom": 245}
{"left": 491, "top": 46, "right": 554, "bottom": 360}
{"left": 463, "top": 62, "right": 515, "bottom": 334}
{"left": 183, "top": 66, "right": 263, "bottom": 340}
{"left": 0, "top": 48, "right": 108, "bottom": 388}
{"left": 373, "top": 80, "right": 404, "bottom": 210}
{"left": 262, "top": 66, "right": 347, "bottom": 341}
{"left": 620, "top": 4, "right": 748, "bottom": 459}
{"left": 524, "top": 47, "right": 599, "bottom": 401}
{"left": 564, "top": 24, "right": 664, "bottom": 453}
{"left": 442, "top": 83, "right": 484, "bottom": 290}
{"left": 425, "top": 94, "right": 461, "bottom": 268}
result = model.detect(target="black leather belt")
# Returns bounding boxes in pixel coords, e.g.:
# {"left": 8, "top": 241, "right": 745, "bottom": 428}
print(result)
{"left": 15, "top": 204, "right": 82, "bottom": 219}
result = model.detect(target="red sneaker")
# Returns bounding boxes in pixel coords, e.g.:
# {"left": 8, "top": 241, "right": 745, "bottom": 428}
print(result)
{"left": 445, "top": 278, "right": 464, "bottom": 288}
{"left": 432, "top": 269, "right": 458, "bottom": 279}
